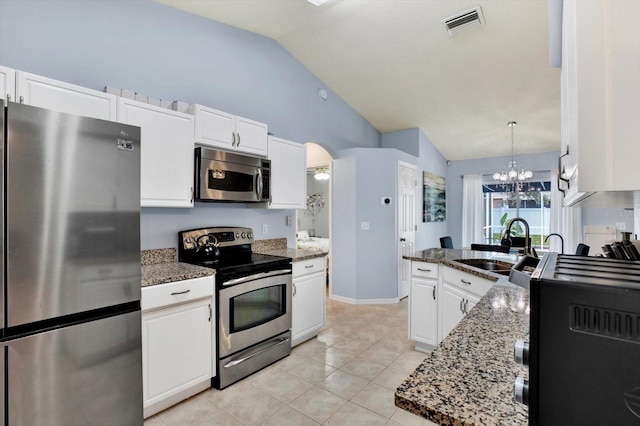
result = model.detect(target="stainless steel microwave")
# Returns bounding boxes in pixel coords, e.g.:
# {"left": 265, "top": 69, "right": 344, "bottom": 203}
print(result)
{"left": 195, "top": 147, "right": 271, "bottom": 203}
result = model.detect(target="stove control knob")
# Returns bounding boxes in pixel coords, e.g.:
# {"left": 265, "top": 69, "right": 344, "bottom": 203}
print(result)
{"left": 236, "top": 233, "right": 240, "bottom": 239}
{"left": 514, "top": 377, "right": 529, "bottom": 405}
{"left": 248, "top": 233, "right": 253, "bottom": 239}
{"left": 241, "top": 232, "right": 247, "bottom": 239}
{"left": 514, "top": 340, "right": 529, "bottom": 367}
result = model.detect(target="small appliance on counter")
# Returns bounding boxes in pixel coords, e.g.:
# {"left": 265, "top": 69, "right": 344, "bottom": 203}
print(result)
{"left": 513, "top": 253, "right": 640, "bottom": 425}
{"left": 178, "top": 227, "right": 292, "bottom": 389}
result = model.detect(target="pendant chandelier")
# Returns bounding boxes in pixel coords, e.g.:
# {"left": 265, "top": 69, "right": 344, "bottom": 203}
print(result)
{"left": 314, "top": 167, "right": 330, "bottom": 181}
{"left": 492, "top": 121, "right": 533, "bottom": 187}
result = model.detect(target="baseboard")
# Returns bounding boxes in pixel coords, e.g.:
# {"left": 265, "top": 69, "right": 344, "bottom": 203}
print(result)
{"left": 328, "top": 294, "right": 400, "bottom": 305}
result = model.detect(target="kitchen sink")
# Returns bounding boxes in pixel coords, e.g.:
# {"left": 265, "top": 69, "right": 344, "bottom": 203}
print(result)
{"left": 454, "top": 258, "right": 514, "bottom": 273}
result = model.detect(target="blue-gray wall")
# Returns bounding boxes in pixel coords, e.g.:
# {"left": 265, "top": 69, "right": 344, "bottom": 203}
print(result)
{"left": 382, "top": 128, "right": 448, "bottom": 250}
{"left": 0, "top": 0, "right": 381, "bottom": 251}
{"left": 332, "top": 147, "right": 417, "bottom": 300}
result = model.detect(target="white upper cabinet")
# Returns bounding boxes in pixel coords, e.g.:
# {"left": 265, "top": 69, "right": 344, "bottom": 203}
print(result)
{"left": 117, "top": 98, "right": 195, "bottom": 208}
{"left": 0, "top": 66, "right": 16, "bottom": 102}
{"left": 560, "top": 0, "right": 640, "bottom": 205}
{"left": 16, "top": 71, "right": 116, "bottom": 121}
{"left": 266, "top": 136, "right": 306, "bottom": 209}
{"left": 189, "top": 104, "right": 268, "bottom": 157}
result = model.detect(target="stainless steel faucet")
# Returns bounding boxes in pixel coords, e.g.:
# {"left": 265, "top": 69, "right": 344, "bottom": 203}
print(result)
{"left": 544, "top": 233, "right": 564, "bottom": 254}
{"left": 503, "top": 217, "right": 536, "bottom": 257}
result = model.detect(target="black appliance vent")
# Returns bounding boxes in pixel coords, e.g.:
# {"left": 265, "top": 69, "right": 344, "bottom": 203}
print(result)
{"left": 570, "top": 304, "right": 640, "bottom": 343}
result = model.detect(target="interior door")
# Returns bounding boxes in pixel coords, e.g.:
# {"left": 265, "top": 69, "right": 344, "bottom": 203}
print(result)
{"left": 398, "top": 162, "right": 417, "bottom": 299}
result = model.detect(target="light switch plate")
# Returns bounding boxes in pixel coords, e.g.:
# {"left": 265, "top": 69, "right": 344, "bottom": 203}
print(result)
{"left": 361, "top": 221, "right": 370, "bottom": 231}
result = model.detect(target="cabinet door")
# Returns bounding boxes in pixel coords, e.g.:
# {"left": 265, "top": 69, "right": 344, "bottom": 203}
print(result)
{"left": 235, "top": 115, "right": 268, "bottom": 157}
{"left": 117, "top": 98, "right": 194, "bottom": 208}
{"left": 268, "top": 137, "right": 306, "bottom": 209}
{"left": 142, "top": 297, "right": 212, "bottom": 411}
{"left": 292, "top": 272, "right": 325, "bottom": 345}
{"left": 0, "top": 66, "right": 16, "bottom": 102}
{"left": 440, "top": 282, "right": 466, "bottom": 339}
{"left": 410, "top": 277, "right": 438, "bottom": 347}
{"left": 191, "top": 104, "right": 235, "bottom": 150}
{"left": 16, "top": 71, "right": 116, "bottom": 120}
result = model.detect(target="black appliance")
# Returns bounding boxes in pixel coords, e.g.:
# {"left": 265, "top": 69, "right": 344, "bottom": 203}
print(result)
{"left": 178, "top": 227, "right": 292, "bottom": 389}
{"left": 514, "top": 253, "right": 640, "bottom": 425}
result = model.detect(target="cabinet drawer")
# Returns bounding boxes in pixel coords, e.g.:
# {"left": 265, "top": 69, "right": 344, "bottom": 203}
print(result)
{"left": 442, "top": 267, "right": 494, "bottom": 298}
{"left": 293, "top": 257, "right": 326, "bottom": 278}
{"left": 142, "top": 276, "right": 214, "bottom": 311}
{"left": 411, "top": 262, "right": 439, "bottom": 279}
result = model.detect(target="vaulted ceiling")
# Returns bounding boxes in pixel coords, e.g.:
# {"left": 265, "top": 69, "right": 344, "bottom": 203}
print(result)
{"left": 156, "top": 0, "right": 560, "bottom": 161}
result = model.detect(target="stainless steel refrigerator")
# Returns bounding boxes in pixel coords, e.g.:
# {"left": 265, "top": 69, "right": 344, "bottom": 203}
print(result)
{"left": 0, "top": 100, "right": 143, "bottom": 425}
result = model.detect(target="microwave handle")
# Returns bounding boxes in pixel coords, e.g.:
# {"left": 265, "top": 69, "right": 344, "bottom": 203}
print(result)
{"left": 256, "top": 168, "right": 263, "bottom": 200}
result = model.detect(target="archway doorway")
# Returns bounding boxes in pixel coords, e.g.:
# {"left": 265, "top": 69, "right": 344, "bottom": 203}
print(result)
{"left": 296, "top": 143, "right": 333, "bottom": 293}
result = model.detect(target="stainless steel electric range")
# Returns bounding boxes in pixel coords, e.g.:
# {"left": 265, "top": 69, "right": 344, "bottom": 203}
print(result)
{"left": 178, "top": 227, "right": 292, "bottom": 389}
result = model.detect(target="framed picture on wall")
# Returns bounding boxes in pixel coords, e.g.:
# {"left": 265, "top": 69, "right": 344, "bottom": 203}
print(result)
{"left": 423, "top": 171, "right": 446, "bottom": 222}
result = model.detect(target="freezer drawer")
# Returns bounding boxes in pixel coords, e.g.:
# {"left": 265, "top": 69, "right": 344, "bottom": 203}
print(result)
{"left": 4, "top": 310, "right": 143, "bottom": 425}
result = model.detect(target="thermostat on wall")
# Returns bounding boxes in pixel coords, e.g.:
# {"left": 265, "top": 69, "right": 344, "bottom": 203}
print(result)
{"left": 381, "top": 197, "right": 392, "bottom": 205}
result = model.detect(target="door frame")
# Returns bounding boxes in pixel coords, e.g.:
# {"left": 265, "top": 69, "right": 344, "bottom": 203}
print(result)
{"left": 397, "top": 160, "right": 418, "bottom": 300}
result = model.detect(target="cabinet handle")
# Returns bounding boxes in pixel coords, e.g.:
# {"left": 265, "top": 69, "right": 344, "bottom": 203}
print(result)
{"left": 293, "top": 283, "right": 297, "bottom": 296}
{"left": 557, "top": 146, "right": 570, "bottom": 196}
{"left": 237, "top": 132, "right": 240, "bottom": 146}
{"left": 232, "top": 132, "right": 236, "bottom": 147}
{"left": 464, "top": 299, "right": 469, "bottom": 314}
{"left": 190, "top": 186, "right": 194, "bottom": 203}
{"left": 19, "top": 95, "right": 24, "bottom": 103}
{"left": 170, "top": 289, "right": 191, "bottom": 296}
{"left": 460, "top": 279, "right": 471, "bottom": 285}
{"left": 417, "top": 268, "right": 432, "bottom": 272}
{"left": 400, "top": 238, "right": 406, "bottom": 242}
{"left": 305, "top": 265, "right": 313, "bottom": 269}
{"left": 459, "top": 299, "right": 464, "bottom": 313}
{"left": 208, "top": 304, "right": 212, "bottom": 322}
{"left": 432, "top": 287, "right": 436, "bottom": 300}
{"left": 6, "top": 94, "right": 10, "bottom": 101}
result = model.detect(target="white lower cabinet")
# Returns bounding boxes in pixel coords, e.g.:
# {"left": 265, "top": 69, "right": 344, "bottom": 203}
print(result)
{"left": 141, "top": 276, "right": 215, "bottom": 418}
{"left": 292, "top": 256, "right": 326, "bottom": 346}
{"left": 410, "top": 261, "right": 495, "bottom": 349}
{"left": 439, "top": 266, "right": 492, "bottom": 340}
{"left": 409, "top": 262, "right": 439, "bottom": 351}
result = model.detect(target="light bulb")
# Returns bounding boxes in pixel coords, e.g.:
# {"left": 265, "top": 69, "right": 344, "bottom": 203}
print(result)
{"left": 508, "top": 170, "right": 518, "bottom": 179}
{"left": 493, "top": 173, "right": 501, "bottom": 180}
{"left": 524, "top": 171, "right": 533, "bottom": 179}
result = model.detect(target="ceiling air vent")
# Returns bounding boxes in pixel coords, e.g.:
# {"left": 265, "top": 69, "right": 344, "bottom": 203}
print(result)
{"left": 442, "top": 7, "right": 485, "bottom": 36}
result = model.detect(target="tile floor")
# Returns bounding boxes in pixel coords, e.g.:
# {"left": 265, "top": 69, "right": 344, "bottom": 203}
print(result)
{"left": 144, "top": 296, "right": 438, "bottom": 425}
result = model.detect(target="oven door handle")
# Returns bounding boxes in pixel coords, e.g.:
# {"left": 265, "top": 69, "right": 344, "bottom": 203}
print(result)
{"left": 224, "top": 335, "right": 290, "bottom": 368}
{"left": 222, "top": 269, "right": 292, "bottom": 286}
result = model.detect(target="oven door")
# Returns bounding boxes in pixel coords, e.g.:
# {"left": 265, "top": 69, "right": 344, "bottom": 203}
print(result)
{"left": 197, "top": 157, "right": 263, "bottom": 202}
{"left": 219, "top": 271, "right": 292, "bottom": 358}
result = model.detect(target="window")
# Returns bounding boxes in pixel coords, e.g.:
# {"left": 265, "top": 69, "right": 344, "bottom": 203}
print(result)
{"left": 482, "top": 180, "right": 552, "bottom": 250}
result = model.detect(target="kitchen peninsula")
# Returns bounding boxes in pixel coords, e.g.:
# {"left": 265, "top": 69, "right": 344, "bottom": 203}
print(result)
{"left": 396, "top": 248, "right": 529, "bottom": 425}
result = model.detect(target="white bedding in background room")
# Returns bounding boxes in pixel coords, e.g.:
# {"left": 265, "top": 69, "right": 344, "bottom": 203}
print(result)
{"left": 296, "top": 231, "right": 329, "bottom": 253}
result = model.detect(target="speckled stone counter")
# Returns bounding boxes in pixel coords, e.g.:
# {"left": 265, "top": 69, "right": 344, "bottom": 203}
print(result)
{"left": 252, "top": 238, "right": 328, "bottom": 261}
{"left": 404, "top": 248, "right": 520, "bottom": 281}
{"left": 141, "top": 248, "right": 214, "bottom": 287}
{"left": 395, "top": 282, "right": 529, "bottom": 425}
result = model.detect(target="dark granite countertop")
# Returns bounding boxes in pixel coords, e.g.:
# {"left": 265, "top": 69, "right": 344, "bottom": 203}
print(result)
{"left": 404, "top": 248, "right": 521, "bottom": 281}
{"left": 140, "top": 239, "right": 327, "bottom": 288}
{"left": 252, "top": 238, "right": 328, "bottom": 261}
{"left": 141, "top": 248, "right": 214, "bottom": 287}
{"left": 396, "top": 247, "right": 530, "bottom": 425}
{"left": 395, "top": 283, "right": 529, "bottom": 425}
